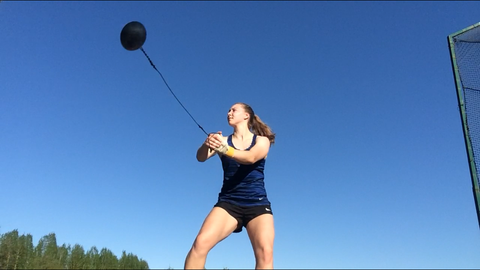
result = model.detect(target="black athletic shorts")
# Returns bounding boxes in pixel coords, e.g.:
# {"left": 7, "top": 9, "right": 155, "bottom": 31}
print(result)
{"left": 214, "top": 201, "right": 273, "bottom": 233}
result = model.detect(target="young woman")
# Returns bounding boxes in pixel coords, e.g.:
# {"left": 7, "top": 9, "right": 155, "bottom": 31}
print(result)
{"left": 184, "top": 102, "right": 276, "bottom": 269}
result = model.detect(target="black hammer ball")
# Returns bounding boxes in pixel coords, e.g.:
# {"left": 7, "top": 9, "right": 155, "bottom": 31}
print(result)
{"left": 120, "top": 21, "right": 146, "bottom": 51}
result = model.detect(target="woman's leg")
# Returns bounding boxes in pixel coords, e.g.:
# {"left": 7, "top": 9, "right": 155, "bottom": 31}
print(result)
{"left": 246, "top": 214, "right": 275, "bottom": 269}
{"left": 184, "top": 207, "right": 238, "bottom": 269}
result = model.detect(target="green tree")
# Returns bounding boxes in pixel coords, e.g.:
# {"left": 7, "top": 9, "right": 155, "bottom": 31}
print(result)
{"left": 119, "top": 250, "right": 149, "bottom": 270}
{"left": 99, "top": 247, "right": 118, "bottom": 269}
{"left": 32, "top": 235, "right": 45, "bottom": 268}
{"left": 40, "top": 233, "right": 62, "bottom": 269}
{"left": 0, "top": 229, "right": 150, "bottom": 269}
{"left": 86, "top": 246, "right": 100, "bottom": 269}
{"left": 138, "top": 259, "right": 149, "bottom": 270}
{"left": 68, "top": 244, "right": 86, "bottom": 269}
{"left": 0, "top": 229, "right": 19, "bottom": 269}
{"left": 118, "top": 250, "right": 127, "bottom": 269}
{"left": 14, "top": 233, "right": 34, "bottom": 269}
{"left": 57, "top": 244, "right": 70, "bottom": 269}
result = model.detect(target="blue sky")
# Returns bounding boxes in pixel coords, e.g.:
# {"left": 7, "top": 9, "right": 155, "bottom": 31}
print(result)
{"left": 1, "top": 1, "right": 480, "bottom": 269}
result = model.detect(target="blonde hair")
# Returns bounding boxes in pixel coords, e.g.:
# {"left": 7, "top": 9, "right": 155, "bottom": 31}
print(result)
{"left": 237, "top": 102, "right": 275, "bottom": 145}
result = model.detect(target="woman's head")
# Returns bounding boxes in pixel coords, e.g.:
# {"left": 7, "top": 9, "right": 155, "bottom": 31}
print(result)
{"left": 228, "top": 102, "right": 275, "bottom": 144}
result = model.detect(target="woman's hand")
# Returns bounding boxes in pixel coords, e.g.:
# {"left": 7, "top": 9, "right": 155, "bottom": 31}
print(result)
{"left": 206, "top": 131, "right": 224, "bottom": 150}
{"left": 197, "top": 131, "right": 223, "bottom": 162}
{"left": 209, "top": 132, "right": 235, "bottom": 157}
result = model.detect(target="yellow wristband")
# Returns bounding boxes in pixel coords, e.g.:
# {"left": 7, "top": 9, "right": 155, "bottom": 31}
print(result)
{"left": 225, "top": 146, "right": 235, "bottom": 157}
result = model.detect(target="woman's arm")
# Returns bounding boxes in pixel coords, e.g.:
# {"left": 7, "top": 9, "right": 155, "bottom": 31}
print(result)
{"left": 229, "top": 136, "right": 270, "bottom": 164}
{"left": 196, "top": 132, "right": 221, "bottom": 162}
{"left": 212, "top": 134, "right": 270, "bottom": 165}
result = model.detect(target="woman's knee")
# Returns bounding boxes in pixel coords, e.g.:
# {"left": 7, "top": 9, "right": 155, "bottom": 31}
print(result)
{"left": 255, "top": 245, "right": 273, "bottom": 264}
{"left": 191, "top": 233, "right": 215, "bottom": 256}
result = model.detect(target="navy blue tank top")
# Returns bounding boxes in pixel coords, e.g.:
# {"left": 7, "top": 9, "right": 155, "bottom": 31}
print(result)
{"left": 218, "top": 134, "right": 270, "bottom": 206}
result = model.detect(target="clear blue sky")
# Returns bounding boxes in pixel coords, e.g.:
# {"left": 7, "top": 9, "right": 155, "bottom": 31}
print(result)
{"left": 1, "top": 1, "right": 480, "bottom": 269}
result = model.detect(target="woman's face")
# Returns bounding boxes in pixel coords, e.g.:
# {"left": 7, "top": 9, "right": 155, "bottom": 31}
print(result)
{"left": 227, "top": 103, "right": 248, "bottom": 126}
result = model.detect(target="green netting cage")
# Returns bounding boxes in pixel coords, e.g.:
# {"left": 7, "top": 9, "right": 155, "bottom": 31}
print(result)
{"left": 448, "top": 21, "right": 480, "bottom": 228}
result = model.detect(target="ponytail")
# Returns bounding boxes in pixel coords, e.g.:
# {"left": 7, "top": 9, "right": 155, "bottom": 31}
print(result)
{"left": 250, "top": 114, "right": 276, "bottom": 145}
{"left": 237, "top": 102, "right": 276, "bottom": 145}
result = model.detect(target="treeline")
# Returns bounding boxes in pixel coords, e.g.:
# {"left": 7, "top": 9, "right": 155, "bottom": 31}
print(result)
{"left": 0, "top": 229, "right": 149, "bottom": 269}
